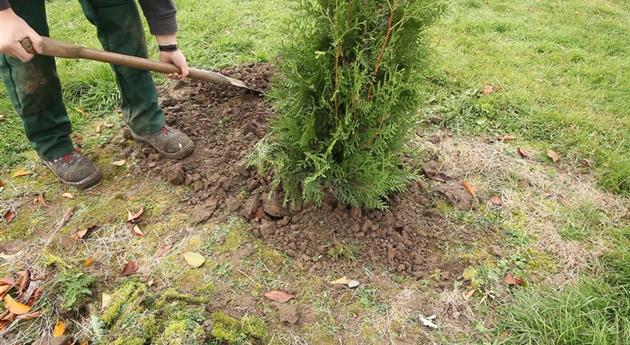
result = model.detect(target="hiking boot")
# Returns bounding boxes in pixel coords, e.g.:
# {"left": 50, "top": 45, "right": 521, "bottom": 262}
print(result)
{"left": 40, "top": 151, "right": 102, "bottom": 189}
{"left": 129, "top": 126, "right": 194, "bottom": 159}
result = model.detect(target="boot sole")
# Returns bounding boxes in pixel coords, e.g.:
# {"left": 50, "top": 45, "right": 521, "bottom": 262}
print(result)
{"left": 43, "top": 161, "right": 103, "bottom": 190}
{"left": 130, "top": 132, "right": 195, "bottom": 160}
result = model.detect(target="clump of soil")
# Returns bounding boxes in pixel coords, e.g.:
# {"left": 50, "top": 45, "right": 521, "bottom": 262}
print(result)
{"left": 122, "top": 63, "right": 490, "bottom": 281}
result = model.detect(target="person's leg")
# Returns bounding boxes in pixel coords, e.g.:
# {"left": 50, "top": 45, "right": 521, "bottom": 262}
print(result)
{"left": 0, "top": 0, "right": 73, "bottom": 159}
{"left": 78, "top": 0, "right": 165, "bottom": 135}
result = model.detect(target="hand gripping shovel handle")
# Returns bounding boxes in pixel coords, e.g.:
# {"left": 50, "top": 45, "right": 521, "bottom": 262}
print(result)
{"left": 21, "top": 37, "right": 262, "bottom": 94}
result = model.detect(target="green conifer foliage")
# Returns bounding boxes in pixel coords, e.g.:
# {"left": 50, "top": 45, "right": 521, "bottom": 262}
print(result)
{"left": 254, "top": 0, "right": 445, "bottom": 209}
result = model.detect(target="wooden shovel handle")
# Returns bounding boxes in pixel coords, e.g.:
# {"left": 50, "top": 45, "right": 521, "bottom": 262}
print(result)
{"left": 21, "top": 37, "right": 246, "bottom": 88}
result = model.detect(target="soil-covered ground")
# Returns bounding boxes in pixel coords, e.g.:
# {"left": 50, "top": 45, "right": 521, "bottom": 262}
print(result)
{"left": 125, "top": 63, "right": 491, "bottom": 285}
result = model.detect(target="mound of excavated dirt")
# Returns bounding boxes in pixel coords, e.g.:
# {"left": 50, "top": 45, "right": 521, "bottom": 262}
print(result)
{"left": 121, "top": 63, "right": 489, "bottom": 281}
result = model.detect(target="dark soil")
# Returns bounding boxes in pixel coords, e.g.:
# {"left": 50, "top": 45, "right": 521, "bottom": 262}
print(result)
{"left": 122, "top": 63, "right": 492, "bottom": 283}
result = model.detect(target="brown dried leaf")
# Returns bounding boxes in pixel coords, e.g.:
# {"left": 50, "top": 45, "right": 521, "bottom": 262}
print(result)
{"left": 504, "top": 273, "right": 525, "bottom": 286}
{"left": 0, "top": 180, "right": 4, "bottom": 188}
{"left": 0, "top": 277, "right": 14, "bottom": 286}
{"left": 481, "top": 85, "right": 496, "bottom": 96}
{"left": 35, "top": 193, "right": 47, "bottom": 207}
{"left": 79, "top": 338, "right": 90, "bottom": 345}
{"left": 153, "top": 244, "right": 173, "bottom": 258}
{"left": 95, "top": 123, "right": 102, "bottom": 134}
{"left": 15, "top": 270, "right": 31, "bottom": 297}
{"left": 112, "top": 160, "right": 126, "bottom": 167}
{"left": 3, "top": 294, "right": 31, "bottom": 315}
{"left": 53, "top": 319, "right": 66, "bottom": 337}
{"left": 62, "top": 207, "right": 77, "bottom": 226}
{"left": 61, "top": 192, "right": 75, "bottom": 199}
{"left": 71, "top": 225, "right": 99, "bottom": 240}
{"left": 130, "top": 224, "right": 145, "bottom": 238}
{"left": 121, "top": 261, "right": 138, "bottom": 276}
{"left": 263, "top": 290, "right": 295, "bottom": 303}
{"left": 3, "top": 209, "right": 16, "bottom": 223}
{"left": 547, "top": 149, "right": 560, "bottom": 163}
{"left": 463, "top": 181, "right": 476, "bottom": 198}
{"left": 490, "top": 195, "right": 503, "bottom": 206}
{"left": 26, "top": 287, "right": 42, "bottom": 306}
{"left": 127, "top": 207, "right": 144, "bottom": 223}
{"left": 12, "top": 169, "right": 32, "bottom": 178}
{"left": 517, "top": 148, "right": 529, "bottom": 159}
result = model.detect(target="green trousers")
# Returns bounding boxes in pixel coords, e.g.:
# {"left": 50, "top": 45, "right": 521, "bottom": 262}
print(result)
{"left": 0, "top": 0, "right": 165, "bottom": 159}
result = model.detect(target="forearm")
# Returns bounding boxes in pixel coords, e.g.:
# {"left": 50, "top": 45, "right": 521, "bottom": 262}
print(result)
{"left": 137, "top": 0, "right": 177, "bottom": 36}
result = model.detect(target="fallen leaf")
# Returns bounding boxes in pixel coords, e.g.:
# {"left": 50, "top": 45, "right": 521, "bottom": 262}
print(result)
{"left": 12, "top": 169, "right": 32, "bottom": 178}
{"left": 84, "top": 256, "right": 95, "bottom": 267}
{"left": 130, "top": 224, "right": 145, "bottom": 237}
{"left": 35, "top": 193, "right": 47, "bottom": 207}
{"left": 0, "top": 180, "right": 4, "bottom": 188}
{"left": 263, "top": 290, "right": 295, "bottom": 303}
{"left": 3, "top": 209, "right": 16, "bottom": 223}
{"left": 61, "top": 192, "right": 74, "bottom": 199}
{"left": 127, "top": 207, "right": 144, "bottom": 223}
{"left": 0, "top": 310, "right": 14, "bottom": 321}
{"left": 490, "top": 195, "right": 503, "bottom": 206}
{"left": 95, "top": 123, "right": 102, "bottom": 134}
{"left": 121, "top": 261, "right": 138, "bottom": 276}
{"left": 517, "top": 148, "right": 529, "bottom": 159}
{"left": 0, "top": 285, "right": 11, "bottom": 298}
{"left": 0, "top": 277, "right": 14, "bottom": 286}
{"left": 481, "top": 85, "right": 496, "bottom": 96}
{"left": 423, "top": 168, "right": 452, "bottom": 183}
{"left": 504, "top": 273, "right": 525, "bottom": 286}
{"left": 153, "top": 244, "right": 173, "bottom": 258}
{"left": 16, "top": 270, "right": 30, "bottom": 296}
{"left": 547, "top": 149, "right": 560, "bottom": 163}
{"left": 463, "top": 289, "right": 476, "bottom": 300}
{"left": 0, "top": 320, "right": 10, "bottom": 331}
{"left": 80, "top": 338, "right": 90, "bottom": 345}
{"left": 71, "top": 225, "right": 99, "bottom": 241}
{"left": 112, "top": 160, "right": 126, "bottom": 167}
{"left": 330, "top": 276, "right": 350, "bottom": 285}
{"left": 463, "top": 181, "right": 476, "bottom": 198}
{"left": 53, "top": 320, "right": 66, "bottom": 337}
{"left": 101, "top": 293, "right": 112, "bottom": 310}
{"left": 3, "top": 294, "right": 31, "bottom": 315}
{"left": 26, "top": 287, "right": 42, "bottom": 306}
{"left": 183, "top": 252, "right": 206, "bottom": 268}
{"left": 62, "top": 207, "right": 77, "bottom": 226}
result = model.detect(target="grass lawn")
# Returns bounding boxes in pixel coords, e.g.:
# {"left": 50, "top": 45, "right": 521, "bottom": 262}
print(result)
{"left": 0, "top": 0, "right": 628, "bottom": 344}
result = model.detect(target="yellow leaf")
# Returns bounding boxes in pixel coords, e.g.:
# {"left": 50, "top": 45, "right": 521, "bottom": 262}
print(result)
{"left": 183, "top": 252, "right": 206, "bottom": 268}
{"left": 12, "top": 169, "right": 32, "bottom": 178}
{"left": 53, "top": 319, "right": 66, "bottom": 337}
{"left": 330, "top": 276, "right": 350, "bottom": 285}
{"left": 3, "top": 294, "right": 31, "bottom": 315}
{"left": 84, "top": 256, "right": 95, "bottom": 267}
{"left": 0, "top": 285, "right": 11, "bottom": 298}
{"left": 463, "top": 181, "right": 476, "bottom": 198}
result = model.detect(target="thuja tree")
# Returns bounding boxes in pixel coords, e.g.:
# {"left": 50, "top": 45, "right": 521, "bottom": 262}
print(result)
{"left": 254, "top": 0, "right": 445, "bottom": 209}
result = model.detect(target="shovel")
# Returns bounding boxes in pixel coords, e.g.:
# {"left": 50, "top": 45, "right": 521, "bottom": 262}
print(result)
{"left": 21, "top": 37, "right": 263, "bottom": 95}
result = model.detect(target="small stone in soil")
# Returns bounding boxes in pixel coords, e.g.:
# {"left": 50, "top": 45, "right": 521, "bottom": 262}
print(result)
{"left": 263, "top": 194, "right": 289, "bottom": 218}
{"left": 226, "top": 197, "right": 241, "bottom": 212}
